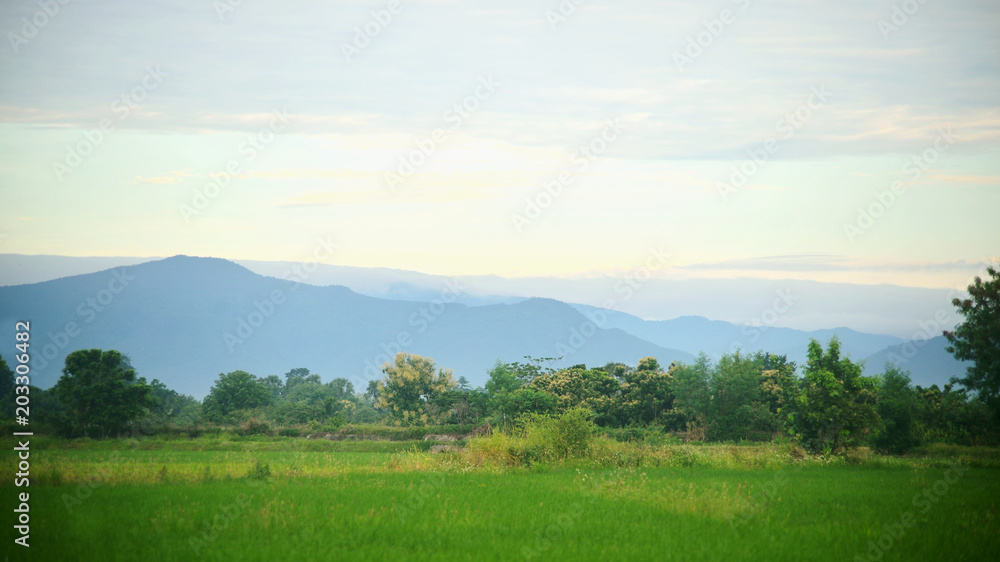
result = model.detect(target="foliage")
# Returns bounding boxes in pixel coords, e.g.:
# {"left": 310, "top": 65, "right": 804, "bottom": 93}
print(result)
{"left": 617, "top": 357, "right": 674, "bottom": 426}
{"left": 375, "top": 353, "right": 458, "bottom": 425}
{"left": 788, "top": 338, "right": 880, "bottom": 451}
{"left": 53, "top": 349, "right": 153, "bottom": 438}
{"left": 529, "top": 365, "right": 620, "bottom": 425}
{"left": 914, "top": 383, "right": 997, "bottom": 445}
{"left": 516, "top": 407, "right": 597, "bottom": 462}
{"left": 235, "top": 418, "right": 273, "bottom": 437}
{"left": 668, "top": 353, "right": 713, "bottom": 430}
{"left": 135, "top": 378, "right": 201, "bottom": 433}
{"left": 871, "top": 366, "right": 919, "bottom": 453}
{"left": 246, "top": 458, "right": 272, "bottom": 480}
{"left": 944, "top": 265, "right": 1000, "bottom": 413}
{"left": 202, "top": 370, "right": 273, "bottom": 422}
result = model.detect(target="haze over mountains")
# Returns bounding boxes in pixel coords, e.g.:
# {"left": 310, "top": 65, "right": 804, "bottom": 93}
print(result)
{"left": 0, "top": 253, "right": 971, "bottom": 337}
{"left": 0, "top": 254, "right": 972, "bottom": 398}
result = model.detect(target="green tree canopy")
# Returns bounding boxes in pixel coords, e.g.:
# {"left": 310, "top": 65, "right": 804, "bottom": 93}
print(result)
{"left": 619, "top": 357, "right": 673, "bottom": 426}
{"left": 203, "top": 370, "right": 272, "bottom": 421}
{"left": 375, "top": 353, "right": 457, "bottom": 425}
{"left": 54, "top": 349, "right": 152, "bottom": 438}
{"left": 872, "top": 365, "right": 919, "bottom": 453}
{"left": 944, "top": 265, "right": 1000, "bottom": 411}
{"left": 790, "top": 337, "right": 880, "bottom": 451}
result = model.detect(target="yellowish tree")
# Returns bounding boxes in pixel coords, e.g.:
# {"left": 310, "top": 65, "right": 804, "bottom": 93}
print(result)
{"left": 375, "top": 353, "right": 457, "bottom": 425}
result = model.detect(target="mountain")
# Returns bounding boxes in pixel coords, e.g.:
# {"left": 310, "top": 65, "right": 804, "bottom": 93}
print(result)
{"left": 862, "top": 335, "right": 972, "bottom": 388}
{"left": 569, "top": 304, "right": 905, "bottom": 367}
{"left": 0, "top": 256, "right": 693, "bottom": 398}
{"left": 0, "top": 253, "right": 967, "bottom": 338}
{"left": 0, "top": 254, "right": 160, "bottom": 287}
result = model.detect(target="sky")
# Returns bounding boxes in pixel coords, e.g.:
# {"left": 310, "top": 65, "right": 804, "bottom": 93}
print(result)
{"left": 1, "top": 0, "right": 998, "bottom": 290}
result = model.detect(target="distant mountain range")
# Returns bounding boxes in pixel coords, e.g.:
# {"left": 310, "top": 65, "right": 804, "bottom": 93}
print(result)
{"left": 0, "top": 257, "right": 693, "bottom": 397}
{"left": 0, "top": 253, "right": 967, "bottom": 338}
{"left": 0, "top": 255, "right": 972, "bottom": 398}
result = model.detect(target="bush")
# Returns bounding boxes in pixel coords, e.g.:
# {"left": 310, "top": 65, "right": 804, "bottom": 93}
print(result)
{"left": 613, "top": 427, "right": 646, "bottom": 443}
{"left": 845, "top": 447, "right": 873, "bottom": 465}
{"left": 247, "top": 459, "right": 271, "bottom": 480}
{"left": 519, "top": 407, "right": 596, "bottom": 462}
{"left": 235, "top": 418, "right": 272, "bottom": 437}
{"left": 787, "top": 444, "right": 807, "bottom": 459}
{"left": 319, "top": 415, "right": 346, "bottom": 433}
{"left": 278, "top": 427, "right": 301, "bottom": 437}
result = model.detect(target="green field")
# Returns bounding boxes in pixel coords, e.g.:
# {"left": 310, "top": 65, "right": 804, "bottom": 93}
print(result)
{"left": 4, "top": 438, "right": 999, "bottom": 561}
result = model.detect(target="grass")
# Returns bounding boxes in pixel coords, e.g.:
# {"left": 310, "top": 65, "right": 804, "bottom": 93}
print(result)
{"left": 3, "top": 435, "right": 998, "bottom": 561}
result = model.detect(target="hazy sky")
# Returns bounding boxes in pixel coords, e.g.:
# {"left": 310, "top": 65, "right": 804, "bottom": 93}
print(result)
{"left": 1, "top": 0, "right": 998, "bottom": 288}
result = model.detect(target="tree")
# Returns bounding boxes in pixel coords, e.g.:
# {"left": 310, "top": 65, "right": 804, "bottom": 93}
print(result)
{"left": 789, "top": 338, "right": 880, "bottom": 451}
{"left": 529, "top": 365, "right": 620, "bottom": 425}
{"left": 703, "top": 351, "right": 786, "bottom": 441}
{"left": 365, "top": 379, "right": 380, "bottom": 402}
{"left": 872, "top": 365, "right": 919, "bottom": 453}
{"left": 284, "top": 367, "right": 321, "bottom": 395}
{"left": 375, "top": 353, "right": 457, "bottom": 425}
{"left": 944, "top": 265, "right": 1000, "bottom": 412}
{"left": 668, "top": 353, "right": 713, "bottom": 431}
{"left": 202, "top": 370, "right": 272, "bottom": 421}
{"left": 618, "top": 357, "right": 673, "bottom": 426}
{"left": 53, "top": 349, "right": 152, "bottom": 438}
{"left": 486, "top": 361, "right": 522, "bottom": 397}
{"left": 261, "top": 375, "right": 284, "bottom": 402}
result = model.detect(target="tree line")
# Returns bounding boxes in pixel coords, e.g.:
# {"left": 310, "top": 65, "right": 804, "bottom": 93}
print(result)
{"left": 2, "top": 337, "right": 995, "bottom": 453}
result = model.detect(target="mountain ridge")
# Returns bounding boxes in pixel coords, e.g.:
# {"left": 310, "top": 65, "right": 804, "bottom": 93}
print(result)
{"left": 0, "top": 256, "right": 694, "bottom": 398}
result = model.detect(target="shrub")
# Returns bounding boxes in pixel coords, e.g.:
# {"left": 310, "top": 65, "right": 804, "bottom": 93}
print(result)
{"left": 319, "top": 415, "right": 346, "bottom": 433}
{"left": 787, "top": 444, "right": 807, "bottom": 459}
{"left": 235, "top": 418, "right": 272, "bottom": 437}
{"left": 278, "top": 427, "right": 301, "bottom": 437}
{"left": 520, "top": 407, "right": 596, "bottom": 462}
{"left": 247, "top": 459, "right": 271, "bottom": 480}
{"left": 845, "top": 447, "right": 873, "bottom": 465}
{"left": 615, "top": 427, "right": 646, "bottom": 443}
